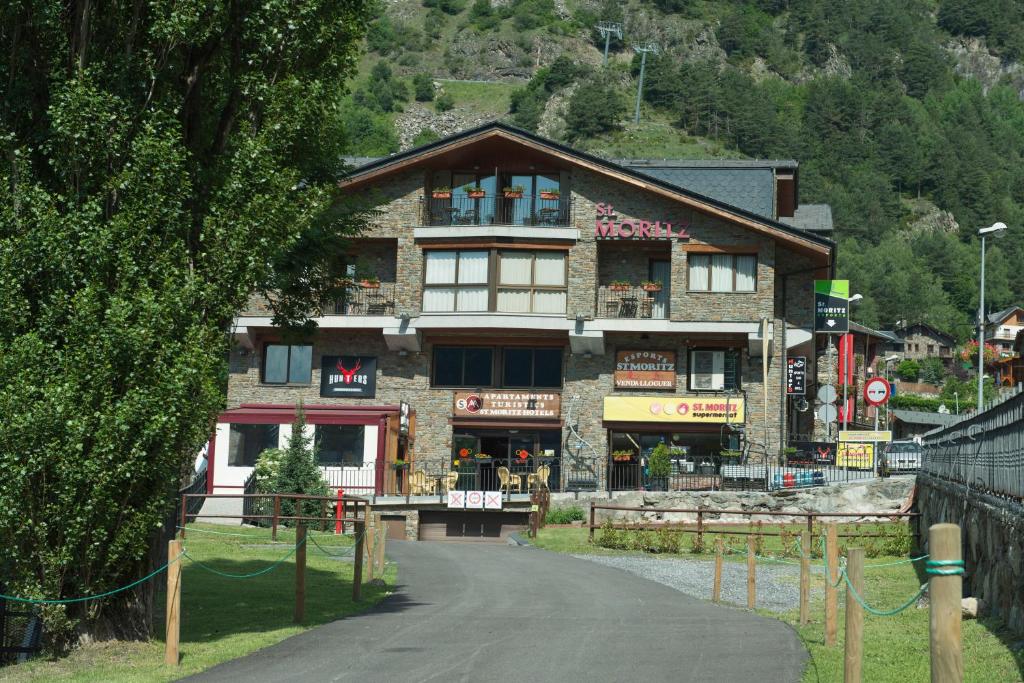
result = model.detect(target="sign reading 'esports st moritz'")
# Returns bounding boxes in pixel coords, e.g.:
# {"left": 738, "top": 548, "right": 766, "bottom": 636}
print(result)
{"left": 320, "top": 356, "right": 377, "bottom": 398}
{"left": 614, "top": 350, "right": 677, "bottom": 389}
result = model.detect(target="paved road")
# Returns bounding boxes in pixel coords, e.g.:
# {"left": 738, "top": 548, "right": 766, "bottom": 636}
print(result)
{"left": 189, "top": 541, "right": 806, "bottom": 683}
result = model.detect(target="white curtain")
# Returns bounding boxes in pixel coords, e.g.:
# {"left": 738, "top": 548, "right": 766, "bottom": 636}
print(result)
{"left": 499, "top": 251, "right": 533, "bottom": 285}
{"left": 423, "top": 288, "right": 456, "bottom": 311}
{"left": 497, "top": 289, "right": 531, "bottom": 312}
{"left": 533, "top": 289, "right": 566, "bottom": 314}
{"left": 425, "top": 251, "right": 457, "bottom": 284}
{"left": 457, "top": 287, "right": 489, "bottom": 311}
{"left": 711, "top": 254, "right": 733, "bottom": 292}
{"left": 692, "top": 350, "right": 725, "bottom": 390}
{"left": 689, "top": 254, "right": 709, "bottom": 291}
{"left": 533, "top": 252, "right": 565, "bottom": 286}
{"left": 735, "top": 255, "right": 756, "bottom": 291}
{"left": 458, "top": 251, "right": 489, "bottom": 283}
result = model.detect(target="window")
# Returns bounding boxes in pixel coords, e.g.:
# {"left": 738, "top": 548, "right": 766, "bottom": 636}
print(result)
{"left": 432, "top": 346, "right": 563, "bottom": 388}
{"left": 423, "top": 249, "right": 566, "bottom": 314}
{"left": 928, "top": 345, "right": 935, "bottom": 356}
{"left": 687, "top": 254, "right": 757, "bottom": 292}
{"left": 433, "top": 346, "right": 494, "bottom": 387}
{"left": 688, "top": 349, "right": 741, "bottom": 391}
{"left": 502, "top": 348, "right": 563, "bottom": 388}
{"left": 423, "top": 250, "right": 489, "bottom": 312}
{"left": 315, "top": 425, "right": 365, "bottom": 466}
{"left": 497, "top": 251, "right": 566, "bottom": 314}
{"left": 263, "top": 344, "right": 312, "bottom": 384}
{"left": 227, "top": 424, "right": 280, "bottom": 467}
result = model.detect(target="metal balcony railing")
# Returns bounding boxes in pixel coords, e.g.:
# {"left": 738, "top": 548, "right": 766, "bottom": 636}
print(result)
{"left": 420, "top": 194, "right": 572, "bottom": 227}
{"left": 596, "top": 285, "right": 669, "bottom": 319}
{"left": 329, "top": 283, "right": 397, "bottom": 315}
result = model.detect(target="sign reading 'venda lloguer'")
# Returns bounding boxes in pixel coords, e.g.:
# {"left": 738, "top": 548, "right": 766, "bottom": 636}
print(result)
{"left": 614, "top": 350, "right": 676, "bottom": 389}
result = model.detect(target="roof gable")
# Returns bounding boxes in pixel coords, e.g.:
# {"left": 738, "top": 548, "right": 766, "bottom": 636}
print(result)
{"left": 340, "top": 122, "right": 833, "bottom": 257}
{"left": 988, "top": 306, "right": 1024, "bottom": 325}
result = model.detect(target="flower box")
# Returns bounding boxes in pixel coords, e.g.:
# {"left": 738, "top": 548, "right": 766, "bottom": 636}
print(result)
{"left": 503, "top": 191, "right": 523, "bottom": 199}
{"left": 466, "top": 190, "right": 486, "bottom": 199}
{"left": 641, "top": 282, "right": 662, "bottom": 292}
{"left": 432, "top": 191, "right": 452, "bottom": 199}
{"left": 539, "top": 191, "right": 560, "bottom": 200}
{"left": 360, "top": 279, "right": 380, "bottom": 289}
{"left": 609, "top": 283, "right": 631, "bottom": 292}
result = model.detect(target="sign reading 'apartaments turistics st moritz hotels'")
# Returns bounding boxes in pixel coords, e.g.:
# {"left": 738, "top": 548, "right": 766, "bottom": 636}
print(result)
{"left": 453, "top": 392, "right": 561, "bottom": 418}
{"left": 614, "top": 350, "right": 677, "bottom": 389}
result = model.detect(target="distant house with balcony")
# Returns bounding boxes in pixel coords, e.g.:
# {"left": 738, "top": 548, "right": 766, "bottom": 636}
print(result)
{"left": 894, "top": 323, "right": 956, "bottom": 366}
{"left": 985, "top": 306, "right": 1024, "bottom": 358}
{"left": 211, "top": 122, "right": 835, "bottom": 508}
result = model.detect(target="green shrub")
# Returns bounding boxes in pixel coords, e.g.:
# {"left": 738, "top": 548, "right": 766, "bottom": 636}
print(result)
{"left": 275, "top": 406, "right": 329, "bottom": 526}
{"left": 649, "top": 442, "right": 671, "bottom": 479}
{"left": 412, "top": 128, "right": 441, "bottom": 147}
{"left": 627, "top": 529, "right": 654, "bottom": 552}
{"left": 545, "top": 505, "right": 585, "bottom": 524}
{"left": 413, "top": 73, "right": 436, "bottom": 101}
{"left": 596, "top": 521, "right": 622, "bottom": 548}
{"left": 879, "top": 525, "right": 913, "bottom": 557}
{"left": 435, "top": 92, "right": 455, "bottom": 111}
{"left": 564, "top": 74, "right": 624, "bottom": 141}
{"left": 654, "top": 528, "right": 682, "bottom": 554}
{"left": 253, "top": 448, "right": 284, "bottom": 493}
{"left": 689, "top": 533, "right": 705, "bottom": 555}
{"left": 896, "top": 359, "right": 920, "bottom": 382}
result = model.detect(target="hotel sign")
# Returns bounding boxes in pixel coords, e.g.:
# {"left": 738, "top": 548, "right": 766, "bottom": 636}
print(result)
{"left": 453, "top": 391, "right": 561, "bottom": 419}
{"left": 603, "top": 396, "right": 744, "bottom": 423}
{"left": 594, "top": 203, "right": 691, "bottom": 240}
{"left": 614, "top": 350, "right": 677, "bottom": 389}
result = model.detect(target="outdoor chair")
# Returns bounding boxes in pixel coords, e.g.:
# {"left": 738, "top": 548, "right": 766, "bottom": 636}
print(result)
{"left": 409, "top": 470, "right": 433, "bottom": 496}
{"left": 618, "top": 296, "right": 639, "bottom": 318}
{"left": 497, "top": 466, "right": 522, "bottom": 493}
{"left": 441, "top": 471, "right": 459, "bottom": 493}
{"left": 526, "top": 464, "right": 551, "bottom": 492}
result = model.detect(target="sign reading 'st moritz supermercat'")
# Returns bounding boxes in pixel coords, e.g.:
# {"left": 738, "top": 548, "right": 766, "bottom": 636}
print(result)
{"left": 594, "top": 203, "right": 691, "bottom": 240}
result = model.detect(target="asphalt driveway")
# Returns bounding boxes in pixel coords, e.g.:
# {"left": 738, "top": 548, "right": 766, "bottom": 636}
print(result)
{"left": 188, "top": 541, "right": 806, "bottom": 683}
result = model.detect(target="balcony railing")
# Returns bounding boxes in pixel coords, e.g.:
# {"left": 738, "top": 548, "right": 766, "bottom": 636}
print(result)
{"left": 420, "top": 194, "right": 572, "bottom": 227}
{"left": 596, "top": 285, "right": 669, "bottom": 319}
{"left": 329, "top": 283, "right": 397, "bottom": 315}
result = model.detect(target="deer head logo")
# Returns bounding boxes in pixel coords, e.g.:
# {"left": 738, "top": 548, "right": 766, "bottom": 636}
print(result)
{"left": 336, "top": 358, "right": 362, "bottom": 384}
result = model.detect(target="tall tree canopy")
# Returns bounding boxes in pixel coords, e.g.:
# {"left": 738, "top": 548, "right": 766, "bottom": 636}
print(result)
{"left": 0, "top": 0, "right": 370, "bottom": 647}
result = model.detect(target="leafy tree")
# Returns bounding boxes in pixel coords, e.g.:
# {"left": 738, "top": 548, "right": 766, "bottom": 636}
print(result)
{"left": 896, "top": 359, "right": 921, "bottom": 382}
{"left": 435, "top": 92, "right": 456, "bottom": 111}
{"left": 339, "top": 102, "right": 400, "bottom": 155}
{"left": 414, "top": 73, "right": 437, "bottom": 101}
{"left": 469, "top": 0, "right": 500, "bottom": 31}
{"left": 918, "top": 357, "right": 947, "bottom": 385}
{"left": 564, "top": 76, "right": 624, "bottom": 141}
{"left": 0, "top": 0, "right": 370, "bottom": 648}
{"left": 275, "top": 407, "right": 330, "bottom": 524}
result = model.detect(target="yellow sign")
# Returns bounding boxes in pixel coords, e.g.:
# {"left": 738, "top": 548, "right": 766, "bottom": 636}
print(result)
{"left": 603, "top": 396, "right": 745, "bottom": 423}
{"left": 839, "top": 430, "right": 892, "bottom": 442}
{"left": 837, "top": 442, "right": 875, "bottom": 470}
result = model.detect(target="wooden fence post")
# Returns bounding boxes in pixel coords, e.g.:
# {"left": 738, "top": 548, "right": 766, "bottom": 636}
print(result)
{"left": 164, "top": 539, "right": 182, "bottom": 666}
{"left": 353, "top": 520, "right": 365, "bottom": 602}
{"left": 696, "top": 509, "right": 704, "bottom": 551}
{"left": 294, "top": 522, "right": 306, "bottom": 624}
{"left": 826, "top": 523, "right": 839, "bottom": 647}
{"left": 375, "top": 517, "right": 387, "bottom": 575}
{"left": 929, "top": 523, "right": 963, "bottom": 683}
{"left": 364, "top": 519, "right": 377, "bottom": 583}
{"left": 747, "top": 536, "right": 756, "bottom": 609}
{"left": 179, "top": 496, "right": 187, "bottom": 540}
{"left": 272, "top": 495, "right": 280, "bottom": 542}
{"left": 800, "top": 530, "right": 810, "bottom": 625}
{"left": 713, "top": 536, "right": 723, "bottom": 604}
{"left": 844, "top": 547, "right": 864, "bottom": 683}
{"left": 588, "top": 504, "right": 596, "bottom": 542}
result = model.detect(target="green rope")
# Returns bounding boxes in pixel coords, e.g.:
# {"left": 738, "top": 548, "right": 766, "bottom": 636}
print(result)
{"left": 177, "top": 525, "right": 264, "bottom": 538}
{"left": 925, "top": 559, "right": 965, "bottom": 576}
{"left": 842, "top": 572, "right": 928, "bottom": 616}
{"left": 183, "top": 536, "right": 306, "bottom": 579}
{"left": 307, "top": 532, "right": 360, "bottom": 558}
{"left": 821, "top": 536, "right": 846, "bottom": 588}
{"left": 0, "top": 553, "right": 184, "bottom": 605}
{"left": 863, "top": 555, "right": 929, "bottom": 569}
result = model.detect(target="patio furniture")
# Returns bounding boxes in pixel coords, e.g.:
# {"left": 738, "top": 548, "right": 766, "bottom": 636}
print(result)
{"left": 618, "top": 296, "right": 639, "bottom": 318}
{"left": 457, "top": 208, "right": 479, "bottom": 225}
{"left": 497, "top": 466, "right": 522, "bottom": 493}
{"left": 366, "top": 293, "right": 395, "bottom": 315}
{"left": 527, "top": 463, "right": 551, "bottom": 492}
{"left": 604, "top": 298, "right": 621, "bottom": 317}
{"left": 409, "top": 470, "right": 434, "bottom": 495}
{"left": 538, "top": 206, "right": 562, "bottom": 226}
{"left": 441, "top": 471, "right": 459, "bottom": 493}
{"left": 638, "top": 297, "right": 654, "bottom": 319}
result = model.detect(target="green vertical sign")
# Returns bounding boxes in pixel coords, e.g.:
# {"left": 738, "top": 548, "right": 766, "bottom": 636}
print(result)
{"left": 814, "top": 280, "right": 849, "bottom": 333}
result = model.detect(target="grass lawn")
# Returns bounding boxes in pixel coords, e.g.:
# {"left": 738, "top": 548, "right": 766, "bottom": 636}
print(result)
{"left": 7, "top": 524, "right": 395, "bottom": 682}
{"left": 534, "top": 527, "right": 1024, "bottom": 682}
{"left": 435, "top": 80, "right": 518, "bottom": 117}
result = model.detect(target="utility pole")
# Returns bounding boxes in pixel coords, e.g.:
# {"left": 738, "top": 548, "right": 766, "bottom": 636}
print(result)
{"left": 595, "top": 22, "right": 622, "bottom": 66}
{"left": 632, "top": 42, "right": 658, "bottom": 125}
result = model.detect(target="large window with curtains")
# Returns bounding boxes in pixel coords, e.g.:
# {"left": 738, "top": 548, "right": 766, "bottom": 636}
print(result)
{"left": 687, "top": 253, "right": 757, "bottom": 292}
{"left": 422, "top": 248, "right": 567, "bottom": 314}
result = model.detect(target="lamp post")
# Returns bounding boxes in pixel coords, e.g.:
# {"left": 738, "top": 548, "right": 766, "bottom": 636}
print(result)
{"left": 976, "top": 222, "right": 1008, "bottom": 412}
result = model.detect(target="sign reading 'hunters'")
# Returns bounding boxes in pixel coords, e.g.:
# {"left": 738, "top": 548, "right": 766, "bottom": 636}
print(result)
{"left": 614, "top": 350, "right": 677, "bottom": 389}
{"left": 594, "top": 203, "right": 691, "bottom": 240}
{"left": 320, "top": 356, "right": 377, "bottom": 398}
{"left": 453, "top": 392, "right": 561, "bottom": 419}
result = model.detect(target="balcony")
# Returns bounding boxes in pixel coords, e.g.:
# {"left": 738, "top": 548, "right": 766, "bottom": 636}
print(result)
{"left": 596, "top": 285, "right": 669, "bottom": 319}
{"left": 329, "top": 283, "right": 398, "bottom": 316}
{"left": 420, "top": 194, "right": 572, "bottom": 227}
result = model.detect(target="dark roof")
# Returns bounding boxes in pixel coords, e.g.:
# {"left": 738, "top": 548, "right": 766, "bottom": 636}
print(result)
{"left": 894, "top": 322, "right": 957, "bottom": 346}
{"left": 619, "top": 164, "right": 775, "bottom": 218}
{"left": 891, "top": 409, "right": 958, "bottom": 426}
{"left": 341, "top": 121, "right": 834, "bottom": 251}
{"left": 987, "top": 306, "right": 1024, "bottom": 325}
{"left": 849, "top": 321, "right": 902, "bottom": 343}
{"left": 780, "top": 204, "right": 833, "bottom": 233}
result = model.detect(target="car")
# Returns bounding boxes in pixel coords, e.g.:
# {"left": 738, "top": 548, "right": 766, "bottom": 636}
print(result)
{"left": 883, "top": 441, "right": 923, "bottom": 474}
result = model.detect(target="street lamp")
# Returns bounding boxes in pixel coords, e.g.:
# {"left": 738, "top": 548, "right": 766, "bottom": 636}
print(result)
{"left": 976, "top": 222, "right": 1008, "bottom": 411}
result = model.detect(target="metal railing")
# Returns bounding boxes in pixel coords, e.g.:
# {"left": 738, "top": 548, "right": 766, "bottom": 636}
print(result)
{"left": 405, "top": 458, "right": 561, "bottom": 496}
{"left": 921, "top": 384, "right": 1024, "bottom": 500}
{"left": 420, "top": 194, "right": 571, "bottom": 227}
{"left": 329, "top": 284, "right": 397, "bottom": 315}
{"left": 595, "top": 285, "right": 668, "bottom": 319}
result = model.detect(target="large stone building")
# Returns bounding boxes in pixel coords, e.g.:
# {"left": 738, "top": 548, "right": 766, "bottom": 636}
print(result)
{"left": 207, "top": 123, "right": 835, "bottom": 497}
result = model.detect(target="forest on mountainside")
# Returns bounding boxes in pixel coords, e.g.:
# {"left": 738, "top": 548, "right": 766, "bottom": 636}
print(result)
{"left": 347, "top": 0, "right": 1024, "bottom": 341}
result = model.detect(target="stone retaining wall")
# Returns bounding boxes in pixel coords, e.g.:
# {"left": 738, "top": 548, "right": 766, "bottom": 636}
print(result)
{"left": 915, "top": 473, "right": 1024, "bottom": 634}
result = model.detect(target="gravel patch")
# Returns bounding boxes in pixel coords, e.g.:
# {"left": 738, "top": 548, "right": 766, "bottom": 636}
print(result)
{"left": 573, "top": 554, "right": 821, "bottom": 613}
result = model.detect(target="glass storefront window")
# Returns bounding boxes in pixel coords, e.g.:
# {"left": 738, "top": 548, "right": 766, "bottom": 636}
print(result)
{"left": 227, "top": 424, "right": 280, "bottom": 467}
{"left": 315, "top": 425, "right": 365, "bottom": 466}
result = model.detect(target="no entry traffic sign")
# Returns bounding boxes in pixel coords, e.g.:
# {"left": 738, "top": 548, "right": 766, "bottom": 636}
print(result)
{"left": 864, "top": 377, "right": 891, "bottom": 407}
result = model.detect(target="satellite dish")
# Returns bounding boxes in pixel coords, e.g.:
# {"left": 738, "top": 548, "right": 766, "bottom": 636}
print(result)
{"left": 817, "top": 404, "right": 838, "bottom": 424}
{"left": 817, "top": 385, "right": 837, "bottom": 404}
{"left": 795, "top": 398, "right": 810, "bottom": 413}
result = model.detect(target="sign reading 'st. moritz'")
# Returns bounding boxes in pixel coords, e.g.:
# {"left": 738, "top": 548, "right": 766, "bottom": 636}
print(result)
{"left": 594, "top": 203, "right": 691, "bottom": 240}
